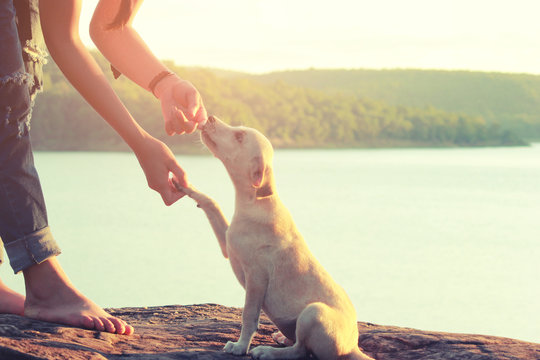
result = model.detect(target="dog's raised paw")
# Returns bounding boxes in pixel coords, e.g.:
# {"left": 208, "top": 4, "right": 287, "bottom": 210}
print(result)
{"left": 223, "top": 341, "right": 248, "bottom": 356}
{"left": 173, "top": 182, "right": 213, "bottom": 207}
{"left": 172, "top": 180, "right": 190, "bottom": 194}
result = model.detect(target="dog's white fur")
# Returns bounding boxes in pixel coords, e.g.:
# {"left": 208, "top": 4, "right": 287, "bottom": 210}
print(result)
{"left": 178, "top": 116, "right": 372, "bottom": 360}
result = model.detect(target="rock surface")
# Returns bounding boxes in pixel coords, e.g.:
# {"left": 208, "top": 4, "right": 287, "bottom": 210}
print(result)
{"left": 0, "top": 304, "right": 538, "bottom": 360}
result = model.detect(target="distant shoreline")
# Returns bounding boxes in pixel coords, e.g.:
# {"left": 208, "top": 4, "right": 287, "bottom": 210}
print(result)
{"left": 32, "top": 58, "right": 531, "bottom": 152}
{"left": 32, "top": 141, "right": 534, "bottom": 154}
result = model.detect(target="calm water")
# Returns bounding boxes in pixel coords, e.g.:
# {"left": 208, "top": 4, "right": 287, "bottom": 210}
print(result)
{"left": 1, "top": 146, "right": 539, "bottom": 343}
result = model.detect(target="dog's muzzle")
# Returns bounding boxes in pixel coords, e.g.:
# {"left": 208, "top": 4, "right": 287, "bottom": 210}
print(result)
{"left": 200, "top": 115, "right": 216, "bottom": 132}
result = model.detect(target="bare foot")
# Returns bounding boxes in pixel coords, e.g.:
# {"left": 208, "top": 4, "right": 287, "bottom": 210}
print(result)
{"left": 0, "top": 279, "right": 25, "bottom": 315}
{"left": 272, "top": 331, "right": 294, "bottom": 346}
{"left": 22, "top": 257, "right": 134, "bottom": 335}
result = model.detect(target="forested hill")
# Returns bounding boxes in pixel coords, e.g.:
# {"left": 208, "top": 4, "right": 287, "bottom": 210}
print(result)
{"left": 30, "top": 54, "right": 527, "bottom": 152}
{"left": 254, "top": 69, "right": 540, "bottom": 141}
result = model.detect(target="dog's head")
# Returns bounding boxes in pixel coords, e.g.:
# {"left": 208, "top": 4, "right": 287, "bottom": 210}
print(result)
{"left": 200, "top": 116, "right": 274, "bottom": 199}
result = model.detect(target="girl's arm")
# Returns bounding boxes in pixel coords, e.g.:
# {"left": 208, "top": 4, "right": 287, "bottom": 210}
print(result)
{"left": 39, "top": 0, "right": 187, "bottom": 205}
{"left": 90, "top": 0, "right": 207, "bottom": 135}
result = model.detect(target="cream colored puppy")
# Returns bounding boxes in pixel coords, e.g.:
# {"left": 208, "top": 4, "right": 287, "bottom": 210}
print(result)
{"left": 177, "top": 116, "right": 372, "bottom": 360}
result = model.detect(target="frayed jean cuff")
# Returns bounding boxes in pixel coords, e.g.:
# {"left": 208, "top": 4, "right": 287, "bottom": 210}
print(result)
{"left": 4, "top": 226, "right": 61, "bottom": 274}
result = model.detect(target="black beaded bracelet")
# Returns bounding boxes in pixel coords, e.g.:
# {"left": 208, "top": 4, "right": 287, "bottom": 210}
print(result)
{"left": 148, "top": 70, "right": 175, "bottom": 97}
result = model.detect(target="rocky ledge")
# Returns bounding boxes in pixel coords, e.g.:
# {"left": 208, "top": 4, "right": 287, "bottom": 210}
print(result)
{"left": 0, "top": 304, "right": 538, "bottom": 360}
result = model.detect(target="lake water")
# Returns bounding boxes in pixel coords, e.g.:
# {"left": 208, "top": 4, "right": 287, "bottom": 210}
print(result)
{"left": 1, "top": 145, "right": 539, "bottom": 343}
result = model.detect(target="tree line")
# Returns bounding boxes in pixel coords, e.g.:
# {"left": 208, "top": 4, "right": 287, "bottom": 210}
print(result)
{"left": 30, "top": 53, "right": 526, "bottom": 152}
{"left": 256, "top": 68, "right": 540, "bottom": 141}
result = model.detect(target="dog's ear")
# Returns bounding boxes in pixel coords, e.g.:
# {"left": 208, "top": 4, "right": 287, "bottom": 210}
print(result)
{"left": 256, "top": 182, "right": 274, "bottom": 198}
{"left": 249, "top": 156, "right": 265, "bottom": 188}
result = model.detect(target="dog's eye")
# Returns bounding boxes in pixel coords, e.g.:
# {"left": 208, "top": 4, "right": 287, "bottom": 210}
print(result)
{"left": 235, "top": 131, "right": 245, "bottom": 143}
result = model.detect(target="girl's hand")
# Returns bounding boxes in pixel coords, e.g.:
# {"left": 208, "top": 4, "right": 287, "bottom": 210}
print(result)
{"left": 154, "top": 75, "right": 207, "bottom": 135}
{"left": 134, "top": 136, "right": 187, "bottom": 205}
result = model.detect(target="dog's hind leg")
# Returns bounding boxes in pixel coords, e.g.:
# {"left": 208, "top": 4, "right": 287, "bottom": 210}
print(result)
{"left": 298, "top": 302, "right": 373, "bottom": 360}
{"left": 250, "top": 342, "right": 307, "bottom": 360}
{"left": 250, "top": 302, "right": 331, "bottom": 360}
{"left": 173, "top": 182, "right": 229, "bottom": 258}
{"left": 250, "top": 302, "right": 373, "bottom": 360}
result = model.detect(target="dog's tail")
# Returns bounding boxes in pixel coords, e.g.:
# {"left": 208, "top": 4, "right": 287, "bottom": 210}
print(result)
{"left": 343, "top": 347, "right": 374, "bottom": 360}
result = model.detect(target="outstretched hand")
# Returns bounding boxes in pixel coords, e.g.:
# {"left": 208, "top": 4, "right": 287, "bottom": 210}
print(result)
{"left": 134, "top": 136, "right": 187, "bottom": 206}
{"left": 154, "top": 74, "right": 207, "bottom": 135}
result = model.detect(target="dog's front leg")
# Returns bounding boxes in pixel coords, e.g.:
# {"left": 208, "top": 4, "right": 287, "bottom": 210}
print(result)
{"left": 174, "top": 183, "right": 229, "bottom": 258}
{"left": 196, "top": 200, "right": 229, "bottom": 258}
{"left": 224, "top": 272, "right": 267, "bottom": 355}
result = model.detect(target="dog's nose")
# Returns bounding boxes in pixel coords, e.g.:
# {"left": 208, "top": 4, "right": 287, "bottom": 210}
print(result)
{"left": 208, "top": 115, "right": 216, "bottom": 124}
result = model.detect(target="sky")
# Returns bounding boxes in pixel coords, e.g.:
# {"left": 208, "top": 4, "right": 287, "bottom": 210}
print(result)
{"left": 79, "top": 0, "right": 540, "bottom": 74}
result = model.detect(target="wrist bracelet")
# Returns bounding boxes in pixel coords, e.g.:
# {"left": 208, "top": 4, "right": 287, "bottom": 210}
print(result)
{"left": 149, "top": 70, "right": 175, "bottom": 98}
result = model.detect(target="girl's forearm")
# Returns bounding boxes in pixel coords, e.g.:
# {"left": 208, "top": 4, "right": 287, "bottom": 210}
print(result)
{"left": 90, "top": 0, "right": 168, "bottom": 93}
{"left": 39, "top": 0, "right": 149, "bottom": 153}
{"left": 90, "top": 0, "right": 207, "bottom": 133}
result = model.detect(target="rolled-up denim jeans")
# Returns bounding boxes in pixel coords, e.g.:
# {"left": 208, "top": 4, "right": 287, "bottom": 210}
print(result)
{"left": 0, "top": 0, "right": 61, "bottom": 273}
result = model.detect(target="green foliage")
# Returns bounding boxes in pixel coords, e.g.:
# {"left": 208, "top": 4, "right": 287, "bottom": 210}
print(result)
{"left": 255, "top": 69, "right": 540, "bottom": 141}
{"left": 30, "top": 53, "right": 527, "bottom": 152}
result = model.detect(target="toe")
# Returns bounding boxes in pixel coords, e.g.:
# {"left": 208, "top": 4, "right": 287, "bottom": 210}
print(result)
{"left": 119, "top": 319, "right": 135, "bottom": 335}
{"left": 80, "top": 315, "right": 95, "bottom": 330}
{"left": 92, "top": 317, "right": 105, "bottom": 332}
{"left": 109, "top": 317, "right": 125, "bottom": 335}
{"left": 124, "top": 324, "right": 135, "bottom": 335}
{"left": 100, "top": 317, "right": 116, "bottom": 334}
